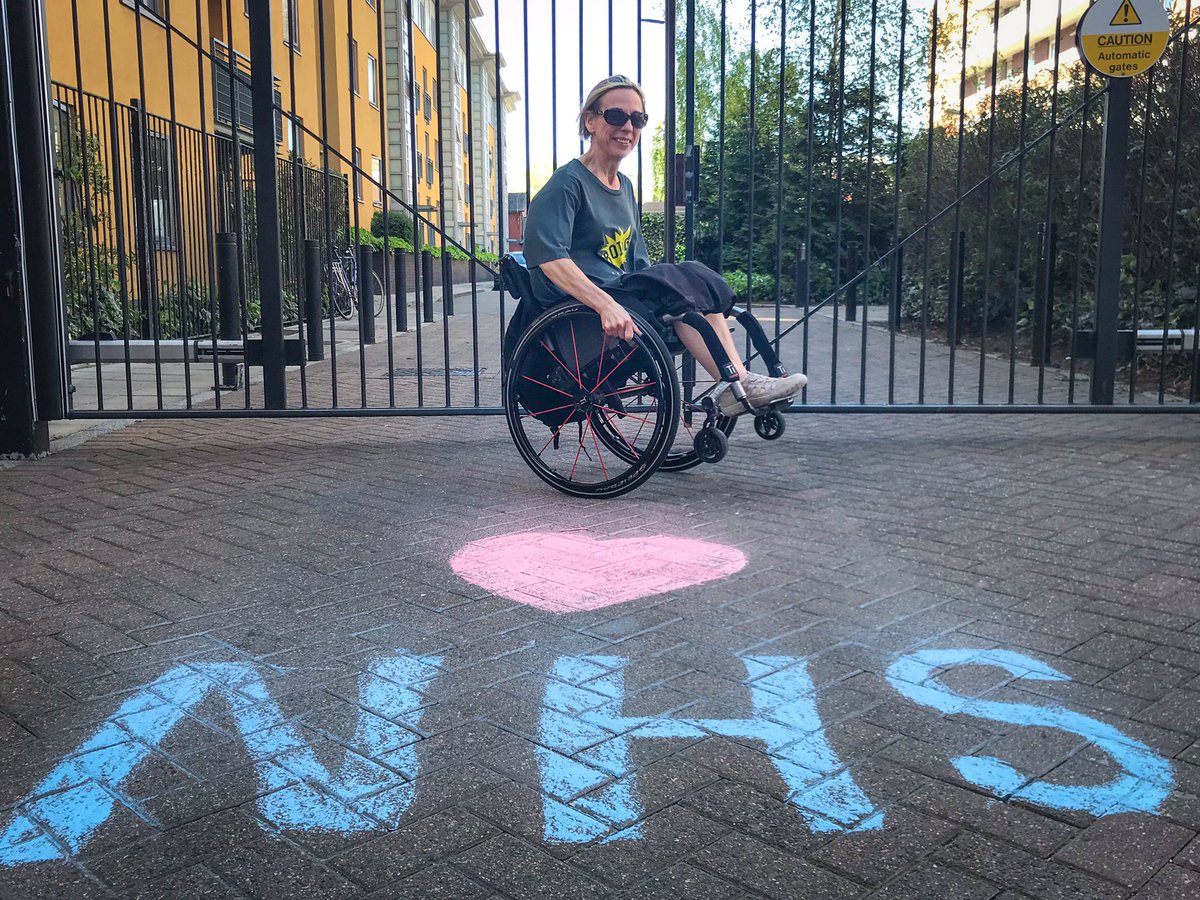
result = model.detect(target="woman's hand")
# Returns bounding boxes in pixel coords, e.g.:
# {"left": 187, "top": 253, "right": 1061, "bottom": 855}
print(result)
{"left": 598, "top": 296, "right": 642, "bottom": 342}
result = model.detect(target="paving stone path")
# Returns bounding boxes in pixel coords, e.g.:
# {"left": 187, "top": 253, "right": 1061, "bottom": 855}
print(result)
{"left": 3, "top": 294, "right": 1200, "bottom": 898}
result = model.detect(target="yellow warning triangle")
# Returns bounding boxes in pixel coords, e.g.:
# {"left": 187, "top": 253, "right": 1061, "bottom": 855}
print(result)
{"left": 1111, "top": 0, "right": 1143, "bottom": 26}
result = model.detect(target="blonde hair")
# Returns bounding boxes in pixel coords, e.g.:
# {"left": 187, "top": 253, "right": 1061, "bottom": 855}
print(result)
{"left": 577, "top": 74, "right": 647, "bottom": 140}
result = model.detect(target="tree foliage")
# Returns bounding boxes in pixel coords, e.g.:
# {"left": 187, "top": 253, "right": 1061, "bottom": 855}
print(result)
{"left": 656, "top": 0, "right": 1200, "bottom": 365}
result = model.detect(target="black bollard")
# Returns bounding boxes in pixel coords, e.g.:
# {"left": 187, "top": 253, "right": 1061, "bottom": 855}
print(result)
{"left": 442, "top": 252, "right": 454, "bottom": 317}
{"left": 216, "top": 232, "right": 241, "bottom": 388}
{"left": 394, "top": 251, "right": 408, "bottom": 332}
{"left": 359, "top": 245, "right": 375, "bottom": 344}
{"left": 304, "top": 239, "right": 324, "bottom": 360}
{"left": 422, "top": 250, "right": 434, "bottom": 323}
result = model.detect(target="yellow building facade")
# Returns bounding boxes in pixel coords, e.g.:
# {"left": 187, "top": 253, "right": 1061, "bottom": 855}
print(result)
{"left": 47, "top": 0, "right": 384, "bottom": 230}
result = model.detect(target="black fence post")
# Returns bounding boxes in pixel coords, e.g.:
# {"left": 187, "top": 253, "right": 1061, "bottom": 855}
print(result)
{"left": 3, "top": 0, "right": 63, "bottom": 450}
{"left": 845, "top": 242, "right": 859, "bottom": 322}
{"left": 890, "top": 245, "right": 904, "bottom": 330}
{"left": 395, "top": 250, "right": 408, "bottom": 332}
{"left": 794, "top": 247, "right": 808, "bottom": 308}
{"left": 1032, "top": 222, "right": 1056, "bottom": 366}
{"left": 422, "top": 249, "right": 434, "bottom": 322}
{"left": 216, "top": 233, "right": 241, "bottom": 387}
{"left": 1091, "top": 78, "right": 1132, "bottom": 405}
{"left": 303, "top": 238, "right": 323, "bottom": 360}
{"left": 247, "top": 0, "right": 286, "bottom": 407}
{"left": 359, "top": 244, "right": 375, "bottom": 344}
{"left": 947, "top": 230, "right": 965, "bottom": 345}
{"left": 442, "top": 253, "right": 454, "bottom": 316}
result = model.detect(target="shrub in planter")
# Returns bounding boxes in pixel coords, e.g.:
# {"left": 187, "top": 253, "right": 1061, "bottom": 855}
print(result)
{"left": 370, "top": 209, "right": 415, "bottom": 243}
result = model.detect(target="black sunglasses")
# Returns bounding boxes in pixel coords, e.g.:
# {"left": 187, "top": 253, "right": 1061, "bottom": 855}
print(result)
{"left": 596, "top": 108, "right": 649, "bottom": 129}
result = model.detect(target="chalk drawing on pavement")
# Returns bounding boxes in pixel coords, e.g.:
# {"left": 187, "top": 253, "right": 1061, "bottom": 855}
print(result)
{"left": 0, "top": 652, "right": 441, "bottom": 866}
{"left": 887, "top": 648, "right": 1173, "bottom": 816}
{"left": 449, "top": 531, "right": 747, "bottom": 613}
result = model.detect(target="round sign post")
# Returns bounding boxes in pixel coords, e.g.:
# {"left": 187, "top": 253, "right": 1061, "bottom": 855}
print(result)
{"left": 1078, "top": 0, "right": 1170, "bottom": 404}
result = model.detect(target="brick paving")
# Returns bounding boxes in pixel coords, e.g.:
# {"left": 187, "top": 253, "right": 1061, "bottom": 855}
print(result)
{"left": 4, "top": 303, "right": 1200, "bottom": 897}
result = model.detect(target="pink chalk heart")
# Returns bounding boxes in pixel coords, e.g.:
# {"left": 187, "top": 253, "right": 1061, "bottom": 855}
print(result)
{"left": 450, "top": 531, "right": 747, "bottom": 613}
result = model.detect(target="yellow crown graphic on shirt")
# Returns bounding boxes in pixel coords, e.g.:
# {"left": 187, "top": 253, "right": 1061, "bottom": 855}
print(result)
{"left": 598, "top": 226, "right": 633, "bottom": 270}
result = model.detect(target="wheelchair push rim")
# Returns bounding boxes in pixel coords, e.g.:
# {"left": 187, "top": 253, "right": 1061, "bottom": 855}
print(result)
{"left": 505, "top": 302, "right": 680, "bottom": 499}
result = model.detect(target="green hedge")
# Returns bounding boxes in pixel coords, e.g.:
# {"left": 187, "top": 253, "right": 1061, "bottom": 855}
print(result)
{"left": 350, "top": 227, "right": 498, "bottom": 265}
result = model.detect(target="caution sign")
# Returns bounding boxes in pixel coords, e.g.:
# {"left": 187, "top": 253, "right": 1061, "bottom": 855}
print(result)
{"left": 1078, "top": 0, "right": 1169, "bottom": 78}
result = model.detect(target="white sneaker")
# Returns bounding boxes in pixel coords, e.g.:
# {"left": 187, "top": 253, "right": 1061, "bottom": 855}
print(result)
{"left": 716, "top": 372, "right": 807, "bottom": 417}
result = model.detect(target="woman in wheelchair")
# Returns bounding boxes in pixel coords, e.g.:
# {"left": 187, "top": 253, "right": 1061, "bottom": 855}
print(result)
{"left": 503, "top": 74, "right": 806, "bottom": 498}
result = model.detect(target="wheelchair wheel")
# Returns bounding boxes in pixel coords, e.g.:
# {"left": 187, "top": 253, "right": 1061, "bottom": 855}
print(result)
{"left": 660, "top": 352, "right": 736, "bottom": 472}
{"left": 693, "top": 427, "right": 728, "bottom": 464}
{"left": 505, "top": 302, "right": 679, "bottom": 498}
{"left": 754, "top": 410, "right": 786, "bottom": 440}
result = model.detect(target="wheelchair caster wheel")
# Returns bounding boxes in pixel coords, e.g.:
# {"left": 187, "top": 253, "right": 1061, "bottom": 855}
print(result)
{"left": 693, "top": 427, "right": 728, "bottom": 464}
{"left": 754, "top": 410, "right": 785, "bottom": 440}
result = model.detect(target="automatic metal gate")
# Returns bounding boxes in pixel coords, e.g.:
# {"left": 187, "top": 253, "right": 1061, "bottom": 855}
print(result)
{"left": 7, "top": 0, "right": 1200, "bottom": 435}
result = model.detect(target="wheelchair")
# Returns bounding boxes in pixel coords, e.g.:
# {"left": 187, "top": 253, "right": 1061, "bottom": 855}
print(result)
{"left": 499, "top": 255, "right": 795, "bottom": 498}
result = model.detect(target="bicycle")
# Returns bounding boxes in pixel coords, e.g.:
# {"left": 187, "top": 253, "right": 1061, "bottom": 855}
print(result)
{"left": 329, "top": 247, "right": 385, "bottom": 320}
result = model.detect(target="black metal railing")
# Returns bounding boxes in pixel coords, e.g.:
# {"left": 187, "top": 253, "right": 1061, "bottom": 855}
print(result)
{"left": 41, "top": 0, "right": 1200, "bottom": 416}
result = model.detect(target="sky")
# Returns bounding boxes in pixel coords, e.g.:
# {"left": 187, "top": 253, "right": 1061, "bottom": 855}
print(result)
{"left": 469, "top": 0, "right": 954, "bottom": 198}
{"left": 473, "top": 0, "right": 670, "bottom": 198}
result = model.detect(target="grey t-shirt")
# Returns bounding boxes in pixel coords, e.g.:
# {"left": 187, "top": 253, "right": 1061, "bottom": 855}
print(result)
{"left": 523, "top": 159, "right": 651, "bottom": 305}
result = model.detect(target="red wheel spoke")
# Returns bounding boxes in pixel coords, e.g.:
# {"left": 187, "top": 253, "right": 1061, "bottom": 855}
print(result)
{"left": 538, "top": 415, "right": 579, "bottom": 456}
{"left": 521, "top": 401, "right": 576, "bottom": 420}
{"left": 538, "top": 340, "right": 585, "bottom": 389}
{"left": 598, "top": 409, "right": 640, "bottom": 459}
{"left": 595, "top": 404, "right": 658, "bottom": 427}
{"left": 602, "top": 381, "right": 657, "bottom": 397}
{"left": 520, "top": 373, "right": 576, "bottom": 398}
{"left": 594, "top": 334, "right": 608, "bottom": 389}
{"left": 594, "top": 343, "right": 639, "bottom": 390}
{"left": 570, "top": 321, "right": 583, "bottom": 389}
{"left": 570, "top": 422, "right": 588, "bottom": 479}
{"left": 586, "top": 414, "right": 609, "bottom": 480}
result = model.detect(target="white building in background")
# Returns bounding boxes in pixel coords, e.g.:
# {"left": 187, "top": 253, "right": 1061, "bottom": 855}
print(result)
{"left": 935, "top": 0, "right": 1188, "bottom": 123}
{"left": 933, "top": 0, "right": 1090, "bottom": 122}
{"left": 383, "top": 0, "right": 517, "bottom": 252}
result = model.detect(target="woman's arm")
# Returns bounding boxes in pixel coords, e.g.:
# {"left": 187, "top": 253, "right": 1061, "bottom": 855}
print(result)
{"left": 539, "top": 258, "right": 641, "bottom": 341}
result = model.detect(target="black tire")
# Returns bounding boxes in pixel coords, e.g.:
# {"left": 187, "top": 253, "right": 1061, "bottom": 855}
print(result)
{"left": 371, "top": 272, "right": 385, "bottom": 318}
{"left": 505, "top": 302, "right": 679, "bottom": 498}
{"left": 693, "top": 427, "right": 728, "bottom": 464}
{"left": 754, "top": 410, "right": 786, "bottom": 440}
{"left": 330, "top": 279, "right": 354, "bottom": 319}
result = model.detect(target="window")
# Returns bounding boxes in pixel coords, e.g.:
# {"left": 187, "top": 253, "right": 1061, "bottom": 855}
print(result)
{"left": 353, "top": 147, "right": 363, "bottom": 200}
{"left": 124, "top": 0, "right": 165, "bottom": 19}
{"left": 371, "top": 156, "right": 382, "bottom": 206}
{"left": 285, "top": 115, "right": 304, "bottom": 158}
{"left": 424, "top": 134, "right": 430, "bottom": 184}
{"left": 367, "top": 55, "right": 378, "bottom": 106}
{"left": 350, "top": 38, "right": 359, "bottom": 94}
{"left": 416, "top": 150, "right": 423, "bottom": 182}
{"left": 146, "top": 131, "right": 177, "bottom": 249}
{"left": 281, "top": 0, "right": 299, "bottom": 50}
